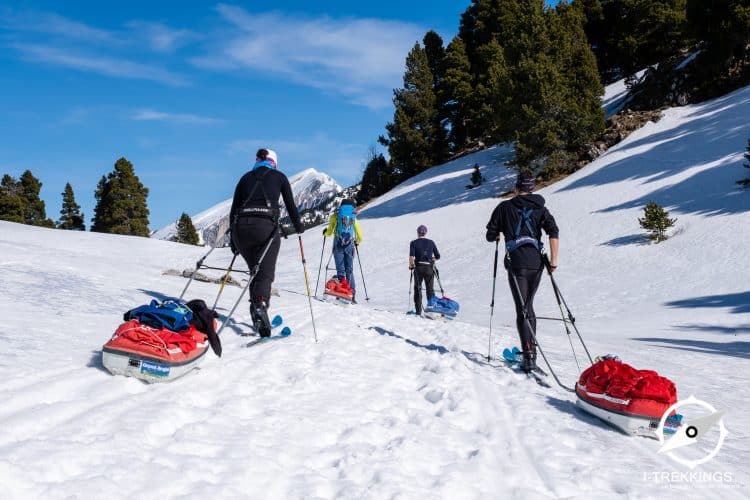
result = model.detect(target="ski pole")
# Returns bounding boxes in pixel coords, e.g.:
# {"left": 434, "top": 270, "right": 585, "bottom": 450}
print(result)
{"left": 487, "top": 240, "right": 499, "bottom": 361}
{"left": 314, "top": 234, "right": 326, "bottom": 297}
{"left": 298, "top": 236, "right": 319, "bottom": 342}
{"left": 408, "top": 269, "right": 414, "bottom": 310}
{"left": 507, "top": 256, "right": 574, "bottom": 393}
{"left": 211, "top": 253, "right": 237, "bottom": 311}
{"left": 434, "top": 265, "right": 445, "bottom": 296}
{"left": 355, "top": 244, "right": 370, "bottom": 301}
{"left": 542, "top": 254, "right": 593, "bottom": 365}
{"left": 179, "top": 245, "right": 217, "bottom": 301}
{"left": 215, "top": 229, "right": 277, "bottom": 337}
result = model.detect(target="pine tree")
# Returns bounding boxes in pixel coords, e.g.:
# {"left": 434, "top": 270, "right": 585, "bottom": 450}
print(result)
{"left": 19, "top": 170, "right": 54, "bottom": 227}
{"left": 441, "top": 37, "right": 474, "bottom": 152}
{"left": 470, "top": 164, "right": 485, "bottom": 186}
{"left": 579, "top": 0, "right": 687, "bottom": 83}
{"left": 379, "top": 43, "right": 439, "bottom": 181}
{"left": 57, "top": 182, "right": 85, "bottom": 230}
{"left": 0, "top": 174, "right": 26, "bottom": 224}
{"left": 91, "top": 157, "right": 150, "bottom": 236}
{"left": 357, "top": 149, "right": 394, "bottom": 204}
{"left": 540, "top": 2, "right": 605, "bottom": 175}
{"left": 176, "top": 212, "right": 200, "bottom": 245}
{"left": 423, "top": 30, "right": 450, "bottom": 164}
{"left": 687, "top": 0, "right": 750, "bottom": 74}
{"left": 639, "top": 201, "right": 676, "bottom": 242}
{"left": 477, "top": 39, "right": 512, "bottom": 144}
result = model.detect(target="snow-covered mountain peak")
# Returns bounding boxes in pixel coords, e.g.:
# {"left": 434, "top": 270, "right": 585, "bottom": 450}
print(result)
{"left": 152, "top": 167, "right": 343, "bottom": 246}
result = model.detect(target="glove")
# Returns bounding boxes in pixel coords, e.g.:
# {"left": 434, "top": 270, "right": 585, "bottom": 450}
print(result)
{"left": 322, "top": 228, "right": 327, "bottom": 236}
{"left": 296, "top": 226, "right": 304, "bottom": 235}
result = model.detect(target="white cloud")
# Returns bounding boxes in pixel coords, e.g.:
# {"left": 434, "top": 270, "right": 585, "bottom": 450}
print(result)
{"left": 13, "top": 44, "right": 187, "bottom": 86}
{"left": 126, "top": 21, "right": 197, "bottom": 53}
{"left": 132, "top": 109, "right": 220, "bottom": 124}
{"left": 192, "top": 4, "right": 423, "bottom": 110}
{"left": 0, "top": 10, "right": 118, "bottom": 44}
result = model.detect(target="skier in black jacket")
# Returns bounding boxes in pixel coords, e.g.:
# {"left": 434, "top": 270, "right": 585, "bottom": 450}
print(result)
{"left": 229, "top": 148, "right": 303, "bottom": 337}
{"left": 485, "top": 172, "right": 559, "bottom": 372}
{"left": 409, "top": 225, "right": 440, "bottom": 315}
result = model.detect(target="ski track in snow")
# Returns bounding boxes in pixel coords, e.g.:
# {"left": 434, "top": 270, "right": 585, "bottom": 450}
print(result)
{"left": 2, "top": 82, "right": 750, "bottom": 499}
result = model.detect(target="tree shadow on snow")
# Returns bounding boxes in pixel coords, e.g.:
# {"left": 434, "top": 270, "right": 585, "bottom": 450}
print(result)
{"left": 599, "top": 233, "right": 651, "bottom": 247}
{"left": 664, "top": 291, "right": 750, "bottom": 314}
{"left": 361, "top": 148, "right": 516, "bottom": 219}
{"left": 631, "top": 337, "right": 750, "bottom": 359}
{"left": 676, "top": 323, "right": 750, "bottom": 334}
{"left": 555, "top": 86, "right": 750, "bottom": 217}
{"left": 87, "top": 350, "right": 108, "bottom": 374}
{"left": 368, "top": 326, "right": 449, "bottom": 355}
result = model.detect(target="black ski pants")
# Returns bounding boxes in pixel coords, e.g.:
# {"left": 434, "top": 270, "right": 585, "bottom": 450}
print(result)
{"left": 233, "top": 216, "right": 280, "bottom": 305}
{"left": 413, "top": 264, "right": 435, "bottom": 314}
{"left": 507, "top": 267, "right": 543, "bottom": 355}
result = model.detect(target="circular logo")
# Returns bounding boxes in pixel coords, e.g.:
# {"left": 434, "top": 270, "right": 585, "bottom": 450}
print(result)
{"left": 657, "top": 395, "right": 728, "bottom": 469}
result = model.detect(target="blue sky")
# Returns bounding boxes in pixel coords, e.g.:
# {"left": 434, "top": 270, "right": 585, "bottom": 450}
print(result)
{"left": 1, "top": 1, "right": 560, "bottom": 229}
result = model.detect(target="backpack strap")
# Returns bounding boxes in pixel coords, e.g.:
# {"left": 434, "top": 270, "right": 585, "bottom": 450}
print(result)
{"left": 234, "top": 169, "right": 279, "bottom": 225}
{"left": 506, "top": 207, "right": 543, "bottom": 252}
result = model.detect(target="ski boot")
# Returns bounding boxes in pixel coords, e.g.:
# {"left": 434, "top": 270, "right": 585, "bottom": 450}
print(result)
{"left": 250, "top": 299, "right": 272, "bottom": 338}
{"left": 520, "top": 342, "right": 537, "bottom": 373}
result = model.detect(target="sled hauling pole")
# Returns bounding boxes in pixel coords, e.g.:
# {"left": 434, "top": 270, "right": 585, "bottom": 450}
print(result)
{"left": 215, "top": 229, "right": 277, "bottom": 338}
{"left": 487, "top": 241, "right": 499, "bottom": 361}
{"left": 434, "top": 265, "right": 445, "bottom": 296}
{"left": 355, "top": 244, "right": 370, "bottom": 301}
{"left": 507, "top": 257, "right": 575, "bottom": 393}
{"left": 179, "top": 245, "right": 217, "bottom": 301}
{"left": 314, "top": 234, "right": 326, "bottom": 297}
{"left": 542, "top": 254, "right": 593, "bottom": 365}
{"left": 211, "top": 253, "right": 237, "bottom": 311}
{"left": 298, "top": 236, "right": 319, "bottom": 342}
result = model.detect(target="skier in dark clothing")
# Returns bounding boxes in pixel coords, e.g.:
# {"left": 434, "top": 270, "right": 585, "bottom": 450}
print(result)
{"left": 229, "top": 148, "right": 303, "bottom": 337}
{"left": 485, "top": 172, "right": 559, "bottom": 372}
{"left": 409, "top": 225, "right": 441, "bottom": 315}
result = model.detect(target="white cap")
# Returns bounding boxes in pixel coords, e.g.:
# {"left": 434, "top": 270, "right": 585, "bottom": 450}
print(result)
{"left": 266, "top": 149, "right": 278, "bottom": 166}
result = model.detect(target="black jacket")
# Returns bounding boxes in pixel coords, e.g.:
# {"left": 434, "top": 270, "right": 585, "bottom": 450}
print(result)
{"left": 410, "top": 238, "right": 440, "bottom": 264}
{"left": 485, "top": 194, "right": 559, "bottom": 270}
{"left": 229, "top": 167, "right": 303, "bottom": 233}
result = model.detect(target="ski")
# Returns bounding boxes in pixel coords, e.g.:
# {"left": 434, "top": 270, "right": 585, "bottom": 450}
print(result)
{"left": 243, "top": 314, "right": 282, "bottom": 336}
{"left": 246, "top": 325, "right": 292, "bottom": 348}
{"left": 406, "top": 310, "right": 452, "bottom": 322}
{"left": 502, "top": 346, "right": 551, "bottom": 388}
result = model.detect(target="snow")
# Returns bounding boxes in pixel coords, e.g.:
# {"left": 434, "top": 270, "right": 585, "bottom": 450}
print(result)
{"left": 602, "top": 69, "right": 648, "bottom": 118}
{"left": 676, "top": 51, "right": 702, "bottom": 71}
{"left": 2, "top": 82, "right": 750, "bottom": 498}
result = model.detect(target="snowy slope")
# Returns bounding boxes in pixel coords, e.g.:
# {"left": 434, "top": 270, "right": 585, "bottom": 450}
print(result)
{"left": 2, "top": 83, "right": 750, "bottom": 499}
{"left": 152, "top": 167, "right": 341, "bottom": 246}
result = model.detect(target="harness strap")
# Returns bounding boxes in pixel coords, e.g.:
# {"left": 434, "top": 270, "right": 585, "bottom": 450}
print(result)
{"left": 506, "top": 206, "right": 543, "bottom": 253}
{"left": 235, "top": 169, "right": 278, "bottom": 225}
